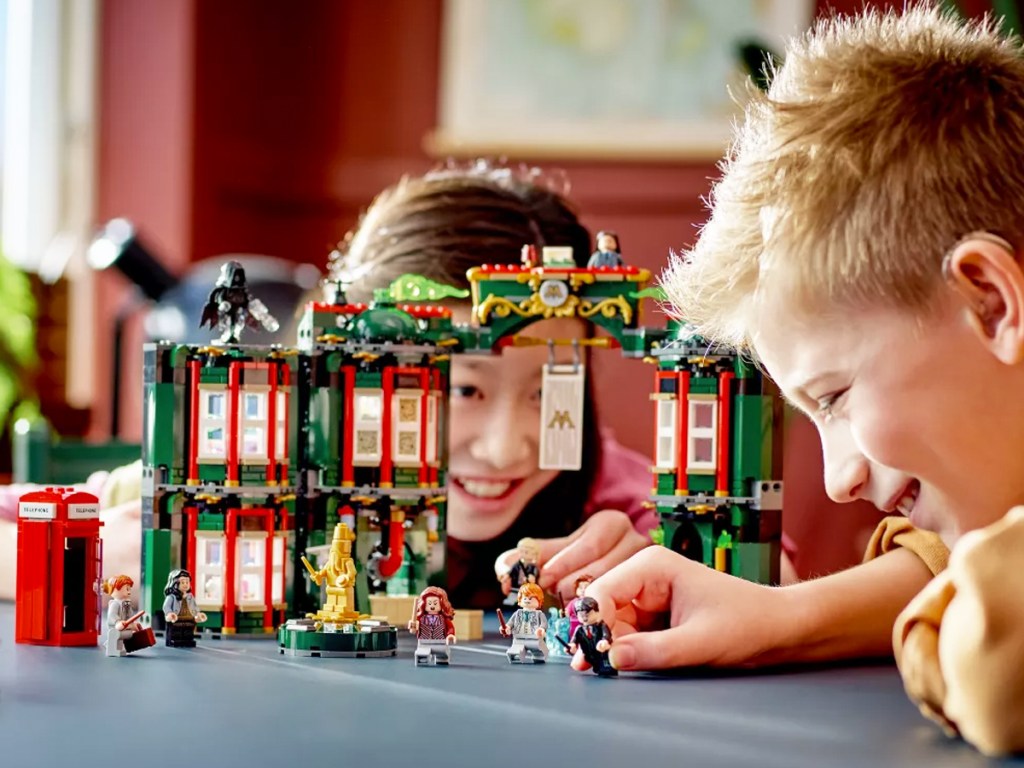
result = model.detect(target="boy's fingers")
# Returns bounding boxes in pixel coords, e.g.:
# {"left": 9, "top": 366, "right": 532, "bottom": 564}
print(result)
{"left": 608, "top": 626, "right": 699, "bottom": 671}
{"left": 586, "top": 547, "right": 676, "bottom": 617}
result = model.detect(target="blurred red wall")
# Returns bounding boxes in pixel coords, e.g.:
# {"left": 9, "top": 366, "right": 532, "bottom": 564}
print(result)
{"left": 95, "top": 0, "right": 964, "bottom": 577}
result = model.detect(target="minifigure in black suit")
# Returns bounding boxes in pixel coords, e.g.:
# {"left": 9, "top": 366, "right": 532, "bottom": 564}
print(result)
{"left": 569, "top": 596, "right": 617, "bottom": 677}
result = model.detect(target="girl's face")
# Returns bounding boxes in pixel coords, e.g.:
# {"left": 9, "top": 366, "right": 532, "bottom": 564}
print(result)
{"left": 446, "top": 310, "right": 587, "bottom": 541}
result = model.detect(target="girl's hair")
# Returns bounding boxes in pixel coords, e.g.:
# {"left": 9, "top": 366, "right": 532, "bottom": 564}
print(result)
{"left": 414, "top": 586, "right": 455, "bottom": 621}
{"left": 328, "top": 162, "right": 601, "bottom": 541}
{"left": 662, "top": 5, "right": 1024, "bottom": 349}
{"left": 102, "top": 574, "right": 134, "bottom": 595}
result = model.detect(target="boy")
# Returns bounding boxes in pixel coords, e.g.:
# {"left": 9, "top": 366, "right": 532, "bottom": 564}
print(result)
{"left": 585, "top": 5, "right": 1024, "bottom": 756}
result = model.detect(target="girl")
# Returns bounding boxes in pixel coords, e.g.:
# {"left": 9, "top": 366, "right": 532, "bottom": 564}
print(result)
{"left": 328, "top": 163, "right": 656, "bottom": 607}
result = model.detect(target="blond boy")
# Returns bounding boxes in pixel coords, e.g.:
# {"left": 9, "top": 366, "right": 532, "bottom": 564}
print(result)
{"left": 586, "top": 5, "right": 1024, "bottom": 756}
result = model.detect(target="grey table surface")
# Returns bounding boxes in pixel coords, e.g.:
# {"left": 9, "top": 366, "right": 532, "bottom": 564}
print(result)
{"left": 0, "top": 601, "right": 1017, "bottom": 768}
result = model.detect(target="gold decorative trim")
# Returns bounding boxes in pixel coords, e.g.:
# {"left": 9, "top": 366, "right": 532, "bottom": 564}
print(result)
{"left": 577, "top": 296, "right": 632, "bottom": 324}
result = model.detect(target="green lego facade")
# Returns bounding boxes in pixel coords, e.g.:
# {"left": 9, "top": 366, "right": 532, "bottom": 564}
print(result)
{"left": 139, "top": 293, "right": 458, "bottom": 637}
{"left": 648, "top": 322, "right": 784, "bottom": 586}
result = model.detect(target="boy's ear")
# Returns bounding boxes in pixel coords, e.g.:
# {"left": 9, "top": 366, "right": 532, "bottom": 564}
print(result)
{"left": 944, "top": 235, "right": 1024, "bottom": 364}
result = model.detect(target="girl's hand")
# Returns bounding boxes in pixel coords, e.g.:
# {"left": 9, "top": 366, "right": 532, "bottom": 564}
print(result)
{"left": 532, "top": 510, "right": 651, "bottom": 600}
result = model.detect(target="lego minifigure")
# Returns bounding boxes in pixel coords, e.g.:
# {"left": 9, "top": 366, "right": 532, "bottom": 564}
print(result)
{"left": 566, "top": 573, "right": 594, "bottom": 640}
{"left": 199, "top": 259, "right": 279, "bottom": 343}
{"left": 568, "top": 596, "right": 616, "bottom": 677}
{"left": 162, "top": 569, "right": 208, "bottom": 648}
{"left": 102, "top": 574, "right": 155, "bottom": 657}
{"left": 302, "top": 522, "right": 364, "bottom": 625}
{"left": 407, "top": 586, "right": 456, "bottom": 666}
{"left": 500, "top": 583, "right": 548, "bottom": 664}
{"left": 586, "top": 231, "right": 624, "bottom": 269}
{"left": 497, "top": 537, "right": 541, "bottom": 606}
{"left": 521, "top": 244, "right": 539, "bottom": 269}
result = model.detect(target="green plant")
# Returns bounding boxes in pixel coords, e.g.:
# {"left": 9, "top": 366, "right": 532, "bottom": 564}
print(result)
{"left": 0, "top": 252, "right": 38, "bottom": 430}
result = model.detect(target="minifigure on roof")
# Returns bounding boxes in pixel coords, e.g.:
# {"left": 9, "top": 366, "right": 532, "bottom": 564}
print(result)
{"left": 587, "top": 231, "right": 624, "bottom": 269}
{"left": 199, "top": 260, "right": 280, "bottom": 343}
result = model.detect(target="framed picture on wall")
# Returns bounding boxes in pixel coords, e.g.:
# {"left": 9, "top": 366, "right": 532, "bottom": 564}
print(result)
{"left": 427, "top": 0, "right": 815, "bottom": 161}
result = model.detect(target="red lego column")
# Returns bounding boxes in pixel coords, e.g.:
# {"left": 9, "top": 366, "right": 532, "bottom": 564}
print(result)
{"left": 16, "top": 488, "right": 104, "bottom": 646}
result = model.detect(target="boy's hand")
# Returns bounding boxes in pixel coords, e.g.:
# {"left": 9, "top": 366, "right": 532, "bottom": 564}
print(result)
{"left": 529, "top": 510, "right": 650, "bottom": 599}
{"left": 577, "top": 547, "right": 788, "bottom": 672}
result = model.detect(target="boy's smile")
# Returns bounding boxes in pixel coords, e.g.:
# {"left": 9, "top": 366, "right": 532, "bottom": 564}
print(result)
{"left": 753, "top": 280, "right": 1024, "bottom": 547}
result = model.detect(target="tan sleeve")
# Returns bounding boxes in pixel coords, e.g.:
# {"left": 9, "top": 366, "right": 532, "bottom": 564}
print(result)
{"left": 863, "top": 516, "right": 949, "bottom": 575}
{"left": 893, "top": 508, "right": 1024, "bottom": 756}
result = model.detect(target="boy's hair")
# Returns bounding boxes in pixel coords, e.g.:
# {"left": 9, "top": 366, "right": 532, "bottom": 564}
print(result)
{"left": 662, "top": 5, "right": 1024, "bottom": 349}
{"left": 517, "top": 582, "right": 545, "bottom": 606}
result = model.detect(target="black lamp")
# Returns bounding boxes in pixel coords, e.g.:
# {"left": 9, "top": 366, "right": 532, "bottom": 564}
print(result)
{"left": 87, "top": 218, "right": 179, "bottom": 302}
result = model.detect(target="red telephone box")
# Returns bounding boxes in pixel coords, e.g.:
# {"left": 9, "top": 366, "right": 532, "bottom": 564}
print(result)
{"left": 16, "top": 487, "right": 103, "bottom": 646}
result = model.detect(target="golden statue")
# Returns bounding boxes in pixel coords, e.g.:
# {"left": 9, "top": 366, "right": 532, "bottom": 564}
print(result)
{"left": 302, "top": 522, "right": 364, "bottom": 625}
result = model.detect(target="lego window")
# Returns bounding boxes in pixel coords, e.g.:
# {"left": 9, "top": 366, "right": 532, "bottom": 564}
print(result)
{"left": 655, "top": 399, "right": 678, "bottom": 469}
{"left": 687, "top": 397, "right": 718, "bottom": 472}
{"left": 195, "top": 534, "right": 225, "bottom": 607}
{"left": 198, "top": 388, "right": 228, "bottom": 461}
{"left": 236, "top": 534, "right": 267, "bottom": 608}
{"left": 238, "top": 573, "right": 263, "bottom": 604}
{"left": 206, "top": 392, "right": 225, "bottom": 417}
{"left": 244, "top": 392, "right": 264, "bottom": 418}
{"left": 201, "top": 427, "right": 226, "bottom": 458}
{"left": 205, "top": 539, "right": 223, "bottom": 565}
{"left": 237, "top": 389, "right": 269, "bottom": 460}
{"left": 199, "top": 574, "right": 222, "bottom": 603}
{"left": 355, "top": 392, "right": 382, "bottom": 421}
{"left": 392, "top": 390, "right": 422, "bottom": 466}
{"left": 692, "top": 401, "right": 715, "bottom": 429}
{"left": 352, "top": 390, "right": 383, "bottom": 464}
{"left": 240, "top": 539, "right": 263, "bottom": 567}
{"left": 241, "top": 426, "right": 266, "bottom": 458}
{"left": 692, "top": 437, "right": 714, "bottom": 464}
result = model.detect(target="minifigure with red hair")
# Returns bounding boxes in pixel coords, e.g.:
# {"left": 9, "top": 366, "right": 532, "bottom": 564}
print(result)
{"left": 407, "top": 586, "right": 456, "bottom": 666}
{"left": 101, "top": 574, "right": 155, "bottom": 657}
